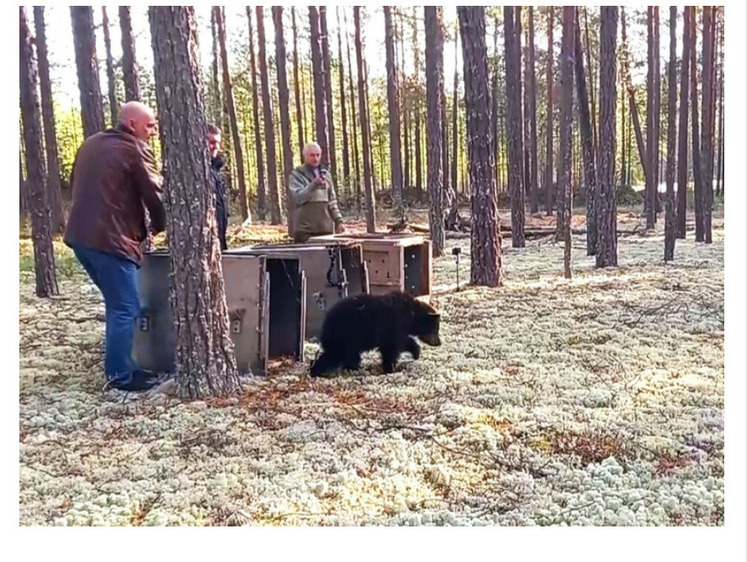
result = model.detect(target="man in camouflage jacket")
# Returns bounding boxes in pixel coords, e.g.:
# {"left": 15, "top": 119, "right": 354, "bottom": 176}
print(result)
{"left": 288, "top": 142, "right": 345, "bottom": 242}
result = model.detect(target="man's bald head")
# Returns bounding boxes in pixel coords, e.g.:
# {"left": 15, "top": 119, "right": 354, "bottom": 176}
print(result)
{"left": 303, "top": 142, "right": 322, "bottom": 167}
{"left": 118, "top": 101, "right": 157, "bottom": 142}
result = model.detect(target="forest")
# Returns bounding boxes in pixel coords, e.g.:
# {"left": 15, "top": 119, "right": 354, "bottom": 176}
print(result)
{"left": 19, "top": 6, "right": 725, "bottom": 529}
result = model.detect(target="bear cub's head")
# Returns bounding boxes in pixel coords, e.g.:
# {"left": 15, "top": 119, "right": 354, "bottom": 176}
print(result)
{"left": 412, "top": 299, "right": 442, "bottom": 347}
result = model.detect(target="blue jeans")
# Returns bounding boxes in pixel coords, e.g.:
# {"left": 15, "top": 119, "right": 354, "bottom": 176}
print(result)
{"left": 71, "top": 245, "right": 140, "bottom": 384}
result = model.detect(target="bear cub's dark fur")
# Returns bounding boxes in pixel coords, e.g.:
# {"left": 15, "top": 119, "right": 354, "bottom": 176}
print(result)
{"left": 310, "top": 291, "right": 442, "bottom": 376}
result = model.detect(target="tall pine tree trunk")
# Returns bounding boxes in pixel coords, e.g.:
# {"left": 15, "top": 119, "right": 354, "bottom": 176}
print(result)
{"left": 247, "top": 8, "right": 266, "bottom": 221}
{"left": 292, "top": 7, "right": 304, "bottom": 155}
{"left": 545, "top": 7, "right": 555, "bottom": 216}
{"left": 583, "top": 8, "right": 598, "bottom": 158}
{"left": 504, "top": 6, "right": 525, "bottom": 247}
{"left": 70, "top": 7, "right": 104, "bottom": 138}
{"left": 676, "top": 6, "right": 691, "bottom": 239}
{"left": 622, "top": 8, "right": 649, "bottom": 203}
{"left": 491, "top": 16, "right": 499, "bottom": 191}
{"left": 101, "top": 7, "right": 119, "bottom": 126}
{"left": 256, "top": 7, "right": 282, "bottom": 225}
{"left": 596, "top": 7, "right": 619, "bottom": 268}
{"left": 399, "top": 11, "right": 411, "bottom": 194}
{"left": 715, "top": 41, "right": 724, "bottom": 197}
{"left": 452, "top": 25, "right": 459, "bottom": 197}
{"left": 119, "top": 7, "right": 141, "bottom": 101}
{"left": 701, "top": 6, "right": 714, "bottom": 243}
{"left": 273, "top": 7, "right": 295, "bottom": 235}
{"left": 309, "top": 8, "right": 330, "bottom": 168}
{"left": 215, "top": 7, "right": 249, "bottom": 223}
{"left": 336, "top": 7, "right": 351, "bottom": 189}
{"left": 384, "top": 6, "right": 404, "bottom": 213}
{"left": 664, "top": 6, "right": 678, "bottom": 261}
{"left": 354, "top": 7, "right": 376, "bottom": 232}
{"left": 344, "top": 8, "right": 362, "bottom": 211}
{"left": 320, "top": 7, "right": 338, "bottom": 181}
{"left": 457, "top": 6, "right": 502, "bottom": 287}
{"left": 33, "top": 6, "right": 64, "bottom": 233}
{"left": 691, "top": 8, "right": 704, "bottom": 243}
{"left": 645, "top": 7, "right": 657, "bottom": 229}
{"left": 653, "top": 8, "right": 662, "bottom": 215}
{"left": 574, "top": 9, "right": 598, "bottom": 256}
{"left": 20, "top": 6, "right": 58, "bottom": 298}
{"left": 413, "top": 7, "right": 423, "bottom": 200}
{"left": 149, "top": 6, "right": 240, "bottom": 400}
{"left": 424, "top": 6, "right": 445, "bottom": 257}
{"left": 559, "top": 7, "right": 574, "bottom": 278}
{"left": 528, "top": 7, "right": 539, "bottom": 214}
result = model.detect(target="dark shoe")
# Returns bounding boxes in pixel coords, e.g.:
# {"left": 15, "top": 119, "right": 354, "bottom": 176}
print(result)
{"left": 109, "top": 371, "right": 160, "bottom": 392}
{"left": 132, "top": 369, "right": 159, "bottom": 383}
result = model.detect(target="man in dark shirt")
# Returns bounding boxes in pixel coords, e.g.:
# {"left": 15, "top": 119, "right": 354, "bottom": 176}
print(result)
{"left": 64, "top": 101, "right": 166, "bottom": 392}
{"left": 207, "top": 124, "right": 229, "bottom": 251}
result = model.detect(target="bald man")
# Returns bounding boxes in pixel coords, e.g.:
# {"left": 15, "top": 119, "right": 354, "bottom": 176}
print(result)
{"left": 288, "top": 142, "right": 345, "bottom": 242}
{"left": 64, "top": 101, "right": 166, "bottom": 392}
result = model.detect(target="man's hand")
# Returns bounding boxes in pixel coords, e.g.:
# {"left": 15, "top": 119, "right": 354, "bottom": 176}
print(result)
{"left": 334, "top": 222, "right": 345, "bottom": 234}
{"left": 312, "top": 175, "right": 326, "bottom": 188}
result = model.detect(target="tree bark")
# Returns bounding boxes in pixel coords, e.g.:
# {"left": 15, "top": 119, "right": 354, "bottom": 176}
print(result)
{"left": 574, "top": 9, "right": 598, "bottom": 256}
{"left": 491, "top": 16, "right": 499, "bottom": 191}
{"left": 504, "top": 6, "right": 525, "bottom": 248}
{"left": 354, "top": 7, "right": 376, "bottom": 232}
{"left": 33, "top": 6, "right": 64, "bottom": 233}
{"left": 399, "top": 10, "right": 411, "bottom": 194}
{"left": 20, "top": 6, "right": 59, "bottom": 298}
{"left": 596, "top": 7, "right": 619, "bottom": 268}
{"left": 215, "top": 7, "right": 249, "bottom": 223}
{"left": 292, "top": 7, "right": 304, "bottom": 155}
{"left": 715, "top": 27, "right": 724, "bottom": 198}
{"left": 676, "top": 6, "right": 691, "bottom": 239}
{"left": 149, "top": 6, "right": 240, "bottom": 400}
{"left": 208, "top": 9, "right": 222, "bottom": 126}
{"left": 70, "top": 7, "right": 104, "bottom": 138}
{"left": 664, "top": 6, "right": 678, "bottom": 261}
{"left": 320, "top": 7, "right": 338, "bottom": 181}
{"left": 452, "top": 24, "right": 459, "bottom": 197}
{"left": 273, "top": 7, "right": 295, "bottom": 235}
{"left": 336, "top": 7, "right": 351, "bottom": 189}
{"left": 101, "top": 7, "right": 119, "bottom": 127}
{"left": 457, "top": 6, "right": 502, "bottom": 287}
{"left": 309, "top": 7, "right": 330, "bottom": 169}
{"left": 384, "top": 6, "right": 404, "bottom": 213}
{"left": 247, "top": 8, "right": 266, "bottom": 221}
{"left": 527, "top": 7, "right": 539, "bottom": 214}
{"left": 424, "top": 6, "right": 445, "bottom": 257}
{"left": 344, "top": 8, "right": 362, "bottom": 210}
{"left": 621, "top": 9, "right": 649, "bottom": 200}
{"left": 701, "top": 6, "right": 714, "bottom": 243}
{"left": 645, "top": 7, "right": 656, "bottom": 229}
{"left": 583, "top": 7, "right": 598, "bottom": 159}
{"left": 559, "top": 7, "right": 575, "bottom": 278}
{"left": 653, "top": 8, "right": 661, "bottom": 212}
{"left": 256, "top": 7, "right": 283, "bottom": 225}
{"left": 413, "top": 7, "right": 423, "bottom": 200}
{"left": 119, "top": 7, "right": 141, "bottom": 102}
{"left": 691, "top": 8, "right": 704, "bottom": 243}
{"left": 545, "top": 7, "right": 555, "bottom": 216}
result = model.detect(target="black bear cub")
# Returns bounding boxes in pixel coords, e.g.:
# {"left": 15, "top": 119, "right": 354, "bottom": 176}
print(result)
{"left": 310, "top": 291, "right": 441, "bottom": 376}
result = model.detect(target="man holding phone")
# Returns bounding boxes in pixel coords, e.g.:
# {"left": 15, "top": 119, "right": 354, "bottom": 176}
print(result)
{"left": 288, "top": 142, "right": 345, "bottom": 243}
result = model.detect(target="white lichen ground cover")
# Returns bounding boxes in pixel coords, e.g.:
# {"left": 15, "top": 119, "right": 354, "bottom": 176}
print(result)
{"left": 19, "top": 216, "right": 724, "bottom": 526}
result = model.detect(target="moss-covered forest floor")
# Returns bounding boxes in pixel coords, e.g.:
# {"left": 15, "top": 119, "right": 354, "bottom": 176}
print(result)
{"left": 19, "top": 209, "right": 723, "bottom": 525}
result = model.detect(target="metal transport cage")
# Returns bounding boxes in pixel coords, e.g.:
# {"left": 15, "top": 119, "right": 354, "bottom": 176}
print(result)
{"left": 133, "top": 250, "right": 306, "bottom": 376}
{"left": 309, "top": 233, "right": 432, "bottom": 299}
{"left": 228, "top": 240, "right": 369, "bottom": 339}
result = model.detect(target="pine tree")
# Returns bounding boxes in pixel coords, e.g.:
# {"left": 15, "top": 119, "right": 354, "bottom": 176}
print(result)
{"left": 149, "top": 6, "right": 240, "bottom": 399}
{"left": 458, "top": 6, "right": 502, "bottom": 287}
